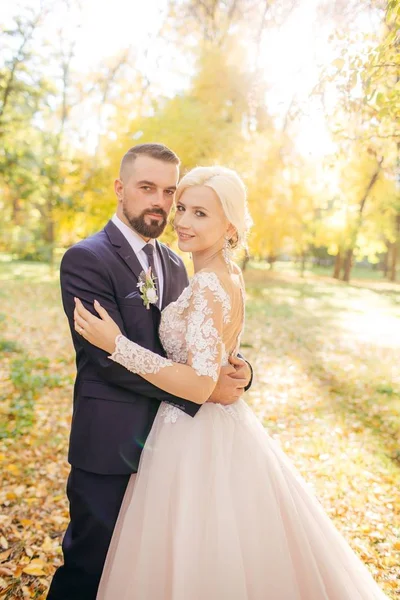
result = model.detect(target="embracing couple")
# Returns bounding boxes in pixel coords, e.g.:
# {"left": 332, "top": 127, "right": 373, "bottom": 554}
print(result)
{"left": 47, "top": 144, "right": 387, "bottom": 599}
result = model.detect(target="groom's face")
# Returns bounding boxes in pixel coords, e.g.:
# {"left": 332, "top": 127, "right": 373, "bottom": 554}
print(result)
{"left": 115, "top": 155, "right": 179, "bottom": 240}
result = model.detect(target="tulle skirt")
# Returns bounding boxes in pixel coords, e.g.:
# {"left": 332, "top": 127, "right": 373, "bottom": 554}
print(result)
{"left": 97, "top": 400, "right": 388, "bottom": 599}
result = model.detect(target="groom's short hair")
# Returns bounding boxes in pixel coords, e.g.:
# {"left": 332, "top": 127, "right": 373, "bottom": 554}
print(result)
{"left": 120, "top": 143, "right": 180, "bottom": 179}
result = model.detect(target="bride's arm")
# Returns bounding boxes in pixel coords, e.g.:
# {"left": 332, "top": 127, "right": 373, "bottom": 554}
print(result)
{"left": 74, "top": 276, "right": 227, "bottom": 405}
{"left": 108, "top": 330, "right": 221, "bottom": 405}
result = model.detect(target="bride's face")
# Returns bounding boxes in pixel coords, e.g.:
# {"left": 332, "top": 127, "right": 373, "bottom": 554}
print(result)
{"left": 174, "top": 185, "right": 230, "bottom": 254}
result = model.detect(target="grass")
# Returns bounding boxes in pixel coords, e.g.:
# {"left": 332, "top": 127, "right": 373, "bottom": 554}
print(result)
{"left": 250, "top": 258, "right": 396, "bottom": 282}
{"left": 0, "top": 259, "right": 60, "bottom": 283}
{"left": 0, "top": 260, "right": 399, "bottom": 598}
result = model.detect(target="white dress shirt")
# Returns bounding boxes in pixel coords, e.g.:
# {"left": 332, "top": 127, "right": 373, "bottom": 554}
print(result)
{"left": 111, "top": 214, "right": 164, "bottom": 304}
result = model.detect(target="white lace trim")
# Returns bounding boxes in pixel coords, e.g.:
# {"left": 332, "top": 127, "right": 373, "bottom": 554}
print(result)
{"left": 159, "top": 271, "right": 231, "bottom": 383}
{"left": 159, "top": 401, "right": 242, "bottom": 423}
{"left": 185, "top": 286, "right": 223, "bottom": 382}
{"left": 164, "top": 272, "right": 231, "bottom": 323}
{"left": 109, "top": 335, "right": 173, "bottom": 374}
{"left": 194, "top": 272, "right": 231, "bottom": 324}
{"left": 159, "top": 404, "right": 182, "bottom": 423}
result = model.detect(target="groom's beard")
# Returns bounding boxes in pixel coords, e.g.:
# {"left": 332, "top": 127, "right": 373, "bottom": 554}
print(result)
{"left": 122, "top": 205, "right": 168, "bottom": 239}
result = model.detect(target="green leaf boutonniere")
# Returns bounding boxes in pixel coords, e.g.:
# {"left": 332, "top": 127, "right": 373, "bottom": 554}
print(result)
{"left": 137, "top": 267, "right": 158, "bottom": 309}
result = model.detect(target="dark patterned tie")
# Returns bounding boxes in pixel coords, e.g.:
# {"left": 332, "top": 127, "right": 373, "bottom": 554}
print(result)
{"left": 142, "top": 243, "right": 159, "bottom": 303}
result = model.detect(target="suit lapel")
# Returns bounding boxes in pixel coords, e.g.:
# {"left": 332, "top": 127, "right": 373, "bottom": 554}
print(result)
{"left": 105, "top": 220, "right": 162, "bottom": 325}
{"left": 104, "top": 220, "right": 144, "bottom": 282}
{"left": 157, "top": 241, "right": 172, "bottom": 310}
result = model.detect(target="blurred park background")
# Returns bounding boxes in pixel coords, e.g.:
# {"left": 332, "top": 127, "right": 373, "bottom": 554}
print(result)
{"left": 0, "top": 0, "right": 400, "bottom": 598}
{"left": 0, "top": 0, "right": 399, "bottom": 276}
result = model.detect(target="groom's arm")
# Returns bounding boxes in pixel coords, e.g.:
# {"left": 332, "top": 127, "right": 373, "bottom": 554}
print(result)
{"left": 60, "top": 245, "right": 199, "bottom": 415}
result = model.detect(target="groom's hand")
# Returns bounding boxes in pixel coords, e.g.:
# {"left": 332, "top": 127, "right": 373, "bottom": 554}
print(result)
{"left": 228, "top": 355, "right": 252, "bottom": 386}
{"left": 207, "top": 364, "right": 247, "bottom": 406}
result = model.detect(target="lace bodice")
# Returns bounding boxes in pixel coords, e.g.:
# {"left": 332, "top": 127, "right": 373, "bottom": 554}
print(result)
{"left": 109, "top": 269, "right": 245, "bottom": 408}
{"left": 159, "top": 271, "right": 232, "bottom": 375}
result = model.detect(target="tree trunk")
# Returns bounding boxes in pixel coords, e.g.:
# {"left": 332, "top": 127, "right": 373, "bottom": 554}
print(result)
{"left": 389, "top": 214, "right": 400, "bottom": 282}
{"left": 383, "top": 247, "right": 390, "bottom": 277}
{"left": 268, "top": 254, "right": 276, "bottom": 270}
{"left": 11, "top": 194, "right": 22, "bottom": 225}
{"left": 44, "top": 216, "right": 55, "bottom": 266}
{"left": 333, "top": 251, "right": 342, "bottom": 279}
{"left": 241, "top": 248, "right": 250, "bottom": 271}
{"left": 341, "top": 155, "right": 384, "bottom": 283}
{"left": 342, "top": 248, "right": 353, "bottom": 282}
{"left": 389, "top": 243, "right": 397, "bottom": 282}
{"left": 300, "top": 253, "right": 307, "bottom": 277}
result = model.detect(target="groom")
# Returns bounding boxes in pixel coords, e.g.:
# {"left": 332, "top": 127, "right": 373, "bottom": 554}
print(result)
{"left": 47, "top": 143, "right": 253, "bottom": 600}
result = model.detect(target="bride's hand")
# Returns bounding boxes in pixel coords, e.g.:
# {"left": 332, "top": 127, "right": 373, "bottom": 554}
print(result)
{"left": 229, "top": 354, "right": 251, "bottom": 385}
{"left": 74, "top": 298, "right": 122, "bottom": 354}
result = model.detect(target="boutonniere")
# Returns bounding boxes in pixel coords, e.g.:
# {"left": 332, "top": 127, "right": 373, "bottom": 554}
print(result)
{"left": 137, "top": 267, "right": 158, "bottom": 309}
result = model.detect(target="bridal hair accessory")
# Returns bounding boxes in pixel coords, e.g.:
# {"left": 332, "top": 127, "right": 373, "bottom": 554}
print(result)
{"left": 137, "top": 268, "right": 158, "bottom": 309}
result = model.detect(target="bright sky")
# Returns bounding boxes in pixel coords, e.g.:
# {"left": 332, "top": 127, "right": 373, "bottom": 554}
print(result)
{"left": 66, "top": 0, "right": 177, "bottom": 86}
{"left": 73, "top": 0, "right": 169, "bottom": 70}
{"left": 259, "top": 0, "right": 337, "bottom": 157}
{"left": 1, "top": 0, "right": 174, "bottom": 85}
{"left": 1, "top": 0, "right": 376, "bottom": 159}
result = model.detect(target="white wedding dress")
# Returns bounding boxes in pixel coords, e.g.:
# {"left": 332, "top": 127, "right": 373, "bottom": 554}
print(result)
{"left": 97, "top": 269, "right": 388, "bottom": 600}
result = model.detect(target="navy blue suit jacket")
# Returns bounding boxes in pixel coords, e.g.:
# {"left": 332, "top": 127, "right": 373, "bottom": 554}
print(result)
{"left": 60, "top": 220, "right": 200, "bottom": 475}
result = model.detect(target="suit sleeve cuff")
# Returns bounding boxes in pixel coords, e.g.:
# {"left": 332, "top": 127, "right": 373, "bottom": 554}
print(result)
{"left": 244, "top": 359, "right": 253, "bottom": 392}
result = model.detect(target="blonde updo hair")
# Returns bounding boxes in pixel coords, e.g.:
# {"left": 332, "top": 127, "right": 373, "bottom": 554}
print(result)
{"left": 176, "top": 166, "right": 252, "bottom": 248}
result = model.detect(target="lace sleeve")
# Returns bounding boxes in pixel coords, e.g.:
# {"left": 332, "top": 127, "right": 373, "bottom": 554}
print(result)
{"left": 108, "top": 271, "right": 231, "bottom": 405}
{"left": 184, "top": 271, "right": 231, "bottom": 382}
{"left": 110, "top": 335, "right": 173, "bottom": 375}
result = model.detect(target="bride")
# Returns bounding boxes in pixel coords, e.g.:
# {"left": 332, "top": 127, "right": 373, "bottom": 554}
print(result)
{"left": 74, "top": 166, "right": 388, "bottom": 599}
